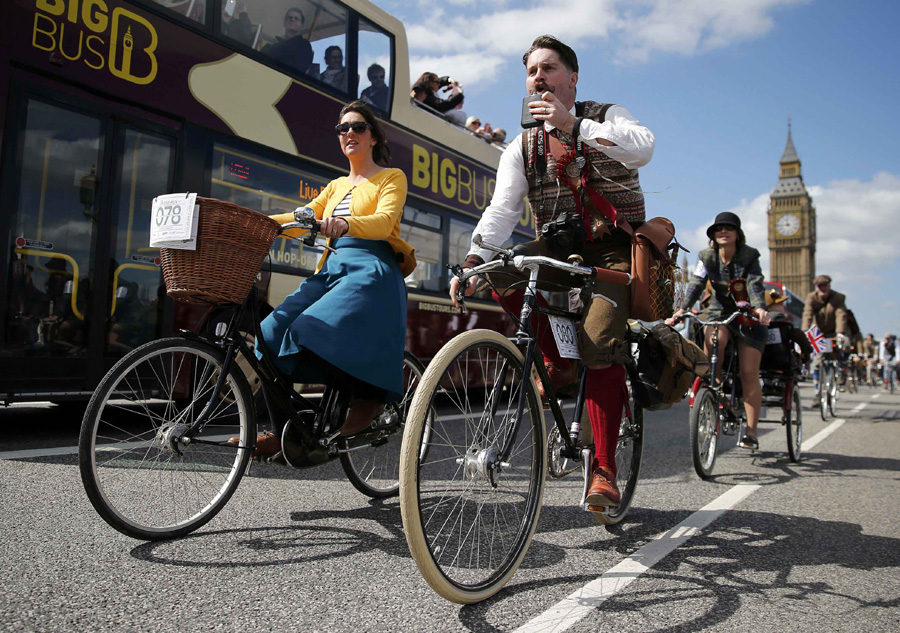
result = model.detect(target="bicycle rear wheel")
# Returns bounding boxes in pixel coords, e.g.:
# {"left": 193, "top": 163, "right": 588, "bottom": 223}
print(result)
{"left": 594, "top": 397, "right": 644, "bottom": 526}
{"left": 340, "top": 351, "right": 428, "bottom": 498}
{"left": 690, "top": 386, "right": 719, "bottom": 479}
{"left": 399, "top": 329, "right": 546, "bottom": 604}
{"left": 785, "top": 383, "right": 802, "bottom": 462}
{"left": 818, "top": 367, "right": 829, "bottom": 421}
{"left": 79, "top": 338, "right": 254, "bottom": 540}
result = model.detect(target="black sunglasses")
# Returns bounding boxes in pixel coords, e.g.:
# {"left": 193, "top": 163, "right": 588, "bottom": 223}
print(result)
{"left": 335, "top": 122, "right": 371, "bottom": 135}
{"left": 713, "top": 224, "right": 737, "bottom": 232}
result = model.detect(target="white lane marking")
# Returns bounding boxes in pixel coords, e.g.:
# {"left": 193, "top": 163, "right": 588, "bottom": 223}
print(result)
{"left": 514, "top": 485, "right": 760, "bottom": 633}
{"left": 850, "top": 402, "right": 868, "bottom": 413}
{"left": 801, "top": 418, "right": 845, "bottom": 453}
{"left": 872, "top": 393, "right": 881, "bottom": 399}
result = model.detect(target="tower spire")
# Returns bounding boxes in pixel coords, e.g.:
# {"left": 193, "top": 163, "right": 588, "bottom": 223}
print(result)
{"left": 780, "top": 117, "right": 799, "bottom": 164}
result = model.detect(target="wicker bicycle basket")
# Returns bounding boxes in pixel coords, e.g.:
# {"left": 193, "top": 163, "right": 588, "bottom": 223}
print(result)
{"left": 160, "top": 197, "right": 281, "bottom": 305}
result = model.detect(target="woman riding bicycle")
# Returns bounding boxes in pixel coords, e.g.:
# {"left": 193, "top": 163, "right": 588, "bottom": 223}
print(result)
{"left": 248, "top": 101, "right": 416, "bottom": 457}
{"left": 667, "top": 211, "right": 770, "bottom": 450}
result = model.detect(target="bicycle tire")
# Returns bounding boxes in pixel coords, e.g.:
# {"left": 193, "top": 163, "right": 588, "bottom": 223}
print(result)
{"left": 818, "top": 367, "right": 829, "bottom": 421}
{"left": 690, "top": 386, "right": 719, "bottom": 479}
{"left": 399, "top": 329, "right": 546, "bottom": 604}
{"left": 828, "top": 363, "right": 838, "bottom": 416}
{"left": 79, "top": 337, "right": 254, "bottom": 540}
{"left": 340, "top": 351, "right": 429, "bottom": 498}
{"left": 594, "top": 400, "right": 644, "bottom": 526}
{"left": 785, "top": 383, "right": 802, "bottom": 462}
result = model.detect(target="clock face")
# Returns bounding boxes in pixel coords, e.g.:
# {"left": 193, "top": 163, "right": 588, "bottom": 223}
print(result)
{"left": 776, "top": 213, "right": 800, "bottom": 236}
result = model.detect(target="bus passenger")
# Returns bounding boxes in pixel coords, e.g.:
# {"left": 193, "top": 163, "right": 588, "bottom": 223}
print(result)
{"left": 669, "top": 212, "right": 771, "bottom": 450}
{"left": 261, "top": 7, "right": 314, "bottom": 75}
{"left": 246, "top": 101, "right": 416, "bottom": 458}
{"left": 361, "top": 63, "right": 389, "bottom": 111}
{"left": 319, "top": 45, "right": 347, "bottom": 91}
{"left": 411, "top": 72, "right": 466, "bottom": 123}
{"left": 451, "top": 35, "right": 655, "bottom": 509}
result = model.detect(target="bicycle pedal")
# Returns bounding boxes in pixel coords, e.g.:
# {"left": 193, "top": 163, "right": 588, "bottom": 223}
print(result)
{"left": 587, "top": 504, "right": 606, "bottom": 512}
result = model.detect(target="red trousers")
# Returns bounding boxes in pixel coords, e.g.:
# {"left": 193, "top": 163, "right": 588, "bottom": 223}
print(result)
{"left": 492, "top": 289, "right": 626, "bottom": 477}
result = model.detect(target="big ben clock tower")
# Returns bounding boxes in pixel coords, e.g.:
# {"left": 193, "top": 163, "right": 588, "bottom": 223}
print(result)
{"left": 768, "top": 120, "right": 816, "bottom": 295}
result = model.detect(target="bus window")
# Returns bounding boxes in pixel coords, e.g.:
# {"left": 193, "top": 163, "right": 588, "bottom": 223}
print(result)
{"left": 209, "top": 143, "right": 332, "bottom": 272}
{"left": 400, "top": 206, "right": 440, "bottom": 291}
{"left": 240, "top": 1, "right": 348, "bottom": 87}
{"left": 107, "top": 129, "right": 174, "bottom": 358}
{"left": 144, "top": 0, "right": 207, "bottom": 24}
{"left": 358, "top": 18, "right": 392, "bottom": 113}
{"left": 5, "top": 100, "right": 103, "bottom": 357}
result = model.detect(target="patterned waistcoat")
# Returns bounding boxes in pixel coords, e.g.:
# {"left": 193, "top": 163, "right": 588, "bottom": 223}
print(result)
{"left": 522, "top": 100, "right": 646, "bottom": 236}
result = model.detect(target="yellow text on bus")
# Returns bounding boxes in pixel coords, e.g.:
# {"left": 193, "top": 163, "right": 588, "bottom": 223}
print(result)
{"left": 32, "top": 0, "right": 159, "bottom": 85}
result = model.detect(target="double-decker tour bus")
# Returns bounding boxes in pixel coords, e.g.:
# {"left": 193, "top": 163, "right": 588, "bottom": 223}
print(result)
{"left": 0, "top": 0, "right": 533, "bottom": 405}
{"left": 764, "top": 281, "right": 804, "bottom": 328}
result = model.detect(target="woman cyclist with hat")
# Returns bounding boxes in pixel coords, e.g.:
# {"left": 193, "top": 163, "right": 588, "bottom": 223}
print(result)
{"left": 667, "top": 211, "right": 770, "bottom": 449}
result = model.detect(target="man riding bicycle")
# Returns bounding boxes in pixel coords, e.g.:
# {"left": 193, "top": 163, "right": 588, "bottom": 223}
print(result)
{"left": 878, "top": 333, "right": 899, "bottom": 389}
{"left": 801, "top": 274, "right": 848, "bottom": 396}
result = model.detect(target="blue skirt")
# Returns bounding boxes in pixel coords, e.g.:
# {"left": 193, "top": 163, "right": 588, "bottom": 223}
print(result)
{"left": 258, "top": 238, "right": 407, "bottom": 402}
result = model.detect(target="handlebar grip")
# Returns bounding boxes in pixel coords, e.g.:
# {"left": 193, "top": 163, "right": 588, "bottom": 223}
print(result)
{"left": 591, "top": 268, "right": 632, "bottom": 286}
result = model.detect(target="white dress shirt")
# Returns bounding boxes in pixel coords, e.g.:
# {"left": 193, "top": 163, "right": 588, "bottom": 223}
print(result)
{"left": 468, "top": 104, "right": 655, "bottom": 263}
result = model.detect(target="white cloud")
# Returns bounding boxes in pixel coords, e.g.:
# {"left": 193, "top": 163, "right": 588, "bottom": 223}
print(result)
{"left": 395, "top": 0, "right": 805, "bottom": 90}
{"left": 409, "top": 53, "right": 507, "bottom": 90}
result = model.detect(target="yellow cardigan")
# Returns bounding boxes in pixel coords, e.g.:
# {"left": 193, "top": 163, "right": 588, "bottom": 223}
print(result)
{"left": 271, "top": 168, "right": 416, "bottom": 276}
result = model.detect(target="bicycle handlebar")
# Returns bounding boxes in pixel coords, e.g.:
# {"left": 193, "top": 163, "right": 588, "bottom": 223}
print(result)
{"left": 675, "top": 307, "right": 759, "bottom": 328}
{"left": 455, "top": 236, "right": 632, "bottom": 307}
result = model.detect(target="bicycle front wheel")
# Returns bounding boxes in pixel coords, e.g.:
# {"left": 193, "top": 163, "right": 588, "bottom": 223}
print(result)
{"left": 399, "top": 329, "right": 546, "bottom": 604}
{"left": 690, "top": 386, "right": 719, "bottom": 479}
{"left": 340, "top": 351, "right": 428, "bottom": 498}
{"left": 786, "top": 383, "right": 802, "bottom": 462}
{"left": 819, "top": 368, "right": 829, "bottom": 421}
{"left": 594, "top": 397, "right": 644, "bottom": 526}
{"left": 79, "top": 338, "right": 254, "bottom": 540}
{"left": 827, "top": 364, "right": 838, "bottom": 416}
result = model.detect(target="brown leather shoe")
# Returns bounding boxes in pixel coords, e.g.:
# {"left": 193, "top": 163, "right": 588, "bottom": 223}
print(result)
{"left": 341, "top": 398, "right": 384, "bottom": 436}
{"left": 226, "top": 431, "right": 281, "bottom": 458}
{"left": 585, "top": 467, "right": 620, "bottom": 508}
{"left": 536, "top": 361, "right": 577, "bottom": 403}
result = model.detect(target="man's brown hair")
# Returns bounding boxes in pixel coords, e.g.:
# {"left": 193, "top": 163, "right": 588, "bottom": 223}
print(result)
{"left": 522, "top": 35, "right": 579, "bottom": 73}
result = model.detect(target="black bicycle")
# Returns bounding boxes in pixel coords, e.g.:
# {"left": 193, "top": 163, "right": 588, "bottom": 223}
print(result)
{"left": 678, "top": 309, "right": 801, "bottom": 477}
{"left": 398, "top": 237, "right": 643, "bottom": 603}
{"left": 79, "top": 210, "right": 427, "bottom": 540}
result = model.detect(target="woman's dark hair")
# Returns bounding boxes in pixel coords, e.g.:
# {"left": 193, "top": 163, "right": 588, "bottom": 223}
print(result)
{"left": 709, "top": 227, "right": 746, "bottom": 251}
{"left": 414, "top": 72, "right": 439, "bottom": 95}
{"left": 339, "top": 100, "right": 391, "bottom": 166}
{"left": 522, "top": 35, "right": 579, "bottom": 73}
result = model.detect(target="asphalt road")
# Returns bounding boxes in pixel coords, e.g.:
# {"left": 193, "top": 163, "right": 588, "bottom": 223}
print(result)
{"left": 1, "top": 383, "right": 898, "bottom": 633}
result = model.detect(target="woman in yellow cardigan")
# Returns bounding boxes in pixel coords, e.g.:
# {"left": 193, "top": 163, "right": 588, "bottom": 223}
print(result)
{"left": 255, "top": 101, "right": 416, "bottom": 456}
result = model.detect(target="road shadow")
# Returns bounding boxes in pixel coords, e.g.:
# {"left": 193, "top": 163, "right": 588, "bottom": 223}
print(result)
{"left": 458, "top": 509, "right": 900, "bottom": 632}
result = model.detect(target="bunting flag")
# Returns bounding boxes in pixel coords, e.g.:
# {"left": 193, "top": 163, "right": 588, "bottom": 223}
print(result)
{"left": 806, "top": 325, "right": 832, "bottom": 355}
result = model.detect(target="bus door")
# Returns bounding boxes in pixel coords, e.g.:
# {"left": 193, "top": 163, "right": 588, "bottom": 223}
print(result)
{"left": 1, "top": 93, "right": 176, "bottom": 398}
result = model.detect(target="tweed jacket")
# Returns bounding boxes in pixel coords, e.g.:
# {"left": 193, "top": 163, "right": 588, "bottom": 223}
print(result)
{"left": 682, "top": 245, "right": 766, "bottom": 316}
{"left": 802, "top": 290, "right": 847, "bottom": 337}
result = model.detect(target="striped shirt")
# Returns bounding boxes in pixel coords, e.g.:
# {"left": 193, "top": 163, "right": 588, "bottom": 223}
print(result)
{"left": 332, "top": 191, "right": 352, "bottom": 217}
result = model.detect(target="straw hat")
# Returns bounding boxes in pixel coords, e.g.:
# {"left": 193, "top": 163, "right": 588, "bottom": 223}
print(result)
{"left": 765, "top": 288, "right": 788, "bottom": 308}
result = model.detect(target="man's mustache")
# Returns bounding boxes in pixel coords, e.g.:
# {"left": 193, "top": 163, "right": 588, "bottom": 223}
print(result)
{"left": 533, "top": 81, "right": 555, "bottom": 93}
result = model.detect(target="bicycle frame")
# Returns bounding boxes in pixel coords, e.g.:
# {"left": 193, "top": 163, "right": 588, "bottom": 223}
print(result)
{"left": 455, "top": 248, "right": 632, "bottom": 464}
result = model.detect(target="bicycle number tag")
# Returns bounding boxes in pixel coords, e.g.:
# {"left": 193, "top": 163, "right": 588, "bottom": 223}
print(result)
{"left": 548, "top": 315, "right": 580, "bottom": 359}
{"left": 766, "top": 328, "right": 782, "bottom": 345}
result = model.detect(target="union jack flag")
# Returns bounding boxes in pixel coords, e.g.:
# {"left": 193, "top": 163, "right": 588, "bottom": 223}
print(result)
{"left": 806, "top": 325, "right": 833, "bottom": 355}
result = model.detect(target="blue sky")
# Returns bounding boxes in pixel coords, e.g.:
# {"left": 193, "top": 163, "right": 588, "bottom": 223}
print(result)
{"left": 371, "top": 0, "right": 900, "bottom": 338}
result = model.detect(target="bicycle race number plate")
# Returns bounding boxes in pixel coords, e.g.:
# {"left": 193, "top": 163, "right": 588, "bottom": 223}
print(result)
{"left": 149, "top": 192, "right": 199, "bottom": 250}
{"left": 548, "top": 315, "right": 581, "bottom": 359}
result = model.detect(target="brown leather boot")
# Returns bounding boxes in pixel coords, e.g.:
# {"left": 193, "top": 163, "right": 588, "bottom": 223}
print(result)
{"left": 226, "top": 431, "right": 281, "bottom": 458}
{"left": 585, "top": 467, "right": 620, "bottom": 508}
{"left": 341, "top": 398, "right": 384, "bottom": 436}
{"left": 536, "top": 360, "right": 577, "bottom": 403}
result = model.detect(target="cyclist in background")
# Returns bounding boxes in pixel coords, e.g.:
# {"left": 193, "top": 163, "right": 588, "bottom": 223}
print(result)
{"left": 801, "top": 274, "right": 848, "bottom": 396}
{"left": 878, "top": 333, "right": 899, "bottom": 390}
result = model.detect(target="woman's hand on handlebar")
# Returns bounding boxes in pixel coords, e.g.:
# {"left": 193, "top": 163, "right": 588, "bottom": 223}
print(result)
{"left": 318, "top": 217, "right": 349, "bottom": 239}
{"left": 755, "top": 307, "right": 771, "bottom": 326}
{"left": 664, "top": 309, "right": 685, "bottom": 327}
{"left": 449, "top": 273, "right": 478, "bottom": 308}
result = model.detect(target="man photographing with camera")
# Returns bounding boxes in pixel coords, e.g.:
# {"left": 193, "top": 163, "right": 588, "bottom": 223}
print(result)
{"left": 449, "top": 35, "right": 654, "bottom": 508}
